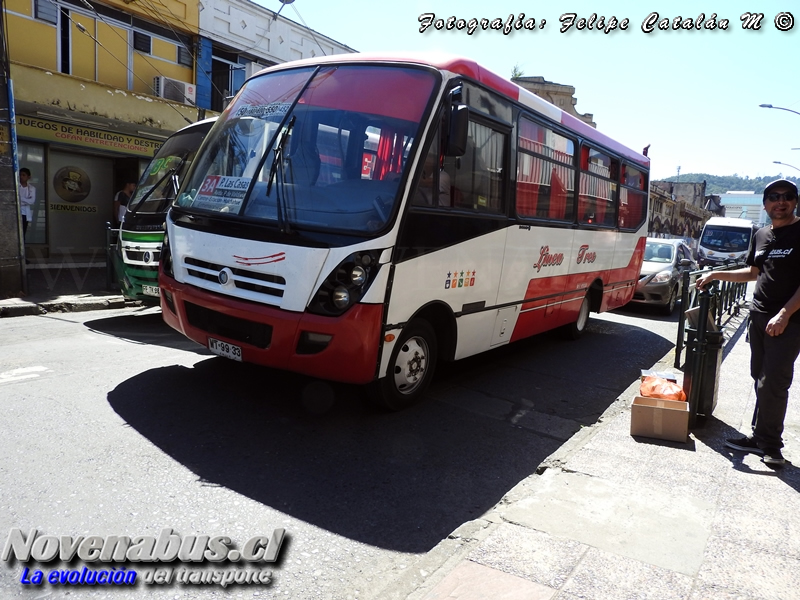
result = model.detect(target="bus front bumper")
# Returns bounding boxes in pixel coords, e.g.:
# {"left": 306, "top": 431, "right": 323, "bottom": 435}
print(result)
{"left": 159, "top": 276, "right": 383, "bottom": 385}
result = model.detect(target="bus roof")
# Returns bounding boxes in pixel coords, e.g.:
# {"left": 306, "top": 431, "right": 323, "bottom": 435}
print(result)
{"left": 250, "top": 52, "right": 650, "bottom": 169}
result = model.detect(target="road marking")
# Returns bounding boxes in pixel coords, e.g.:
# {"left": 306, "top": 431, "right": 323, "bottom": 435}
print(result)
{"left": 0, "top": 366, "right": 51, "bottom": 384}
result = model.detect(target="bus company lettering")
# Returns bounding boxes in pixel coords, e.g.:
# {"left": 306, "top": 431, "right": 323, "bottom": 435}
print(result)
{"left": 534, "top": 246, "right": 564, "bottom": 272}
{"left": 445, "top": 270, "right": 476, "bottom": 289}
{"left": 576, "top": 245, "right": 596, "bottom": 264}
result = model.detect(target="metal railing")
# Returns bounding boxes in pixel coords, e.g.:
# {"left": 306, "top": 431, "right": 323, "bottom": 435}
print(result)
{"left": 674, "top": 263, "right": 749, "bottom": 369}
{"left": 673, "top": 264, "right": 749, "bottom": 427}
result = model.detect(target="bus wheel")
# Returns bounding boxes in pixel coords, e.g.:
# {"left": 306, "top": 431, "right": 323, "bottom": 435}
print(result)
{"left": 373, "top": 319, "right": 438, "bottom": 411}
{"left": 562, "top": 294, "right": 590, "bottom": 340}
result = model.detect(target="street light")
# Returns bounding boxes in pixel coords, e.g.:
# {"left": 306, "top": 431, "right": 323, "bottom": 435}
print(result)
{"left": 773, "top": 160, "right": 800, "bottom": 173}
{"left": 760, "top": 104, "right": 800, "bottom": 117}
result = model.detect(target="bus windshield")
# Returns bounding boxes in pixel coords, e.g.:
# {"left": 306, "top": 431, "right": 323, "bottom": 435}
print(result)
{"left": 700, "top": 225, "right": 751, "bottom": 252}
{"left": 128, "top": 121, "right": 213, "bottom": 214}
{"left": 176, "top": 65, "right": 438, "bottom": 234}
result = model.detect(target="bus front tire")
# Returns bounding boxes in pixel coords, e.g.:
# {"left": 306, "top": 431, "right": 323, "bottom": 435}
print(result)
{"left": 371, "top": 319, "right": 438, "bottom": 411}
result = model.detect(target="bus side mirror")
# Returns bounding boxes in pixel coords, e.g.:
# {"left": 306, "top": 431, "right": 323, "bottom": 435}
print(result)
{"left": 445, "top": 105, "right": 468, "bottom": 157}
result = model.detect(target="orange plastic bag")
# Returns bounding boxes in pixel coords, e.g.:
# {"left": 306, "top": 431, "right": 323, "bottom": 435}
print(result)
{"left": 639, "top": 375, "right": 687, "bottom": 402}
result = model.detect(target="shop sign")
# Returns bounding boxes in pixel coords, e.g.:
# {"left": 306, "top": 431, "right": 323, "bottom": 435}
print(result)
{"left": 16, "top": 116, "right": 162, "bottom": 158}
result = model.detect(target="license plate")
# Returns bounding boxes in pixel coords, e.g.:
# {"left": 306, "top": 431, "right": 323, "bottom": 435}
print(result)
{"left": 142, "top": 285, "right": 160, "bottom": 297}
{"left": 208, "top": 337, "right": 242, "bottom": 361}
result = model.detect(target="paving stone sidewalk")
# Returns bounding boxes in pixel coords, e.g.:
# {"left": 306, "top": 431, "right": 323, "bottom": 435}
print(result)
{"left": 377, "top": 311, "right": 800, "bottom": 600}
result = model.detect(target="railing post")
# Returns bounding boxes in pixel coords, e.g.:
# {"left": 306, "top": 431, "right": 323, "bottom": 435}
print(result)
{"left": 674, "top": 269, "right": 690, "bottom": 368}
{"left": 685, "top": 285, "right": 714, "bottom": 429}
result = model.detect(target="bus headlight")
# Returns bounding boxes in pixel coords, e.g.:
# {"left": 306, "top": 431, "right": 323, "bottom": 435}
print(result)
{"left": 351, "top": 265, "right": 367, "bottom": 286}
{"left": 332, "top": 286, "right": 350, "bottom": 309}
{"left": 308, "top": 250, "right": 383, "bottom": 316}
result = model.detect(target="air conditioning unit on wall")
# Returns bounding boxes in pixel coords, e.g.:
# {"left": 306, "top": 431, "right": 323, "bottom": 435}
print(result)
{"left": 153, "top": 76, "right": 196, "bottom": 104}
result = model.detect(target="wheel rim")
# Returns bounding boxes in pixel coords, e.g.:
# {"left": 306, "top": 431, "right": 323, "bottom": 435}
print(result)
{"left": 576, "top": 297, "right": 589, "bottom": 331}
{"left": 668, "top": 288, "right": 677, "bottom": 311}
{"left": 392, "top": 336, "right": 429, "bottom": 395}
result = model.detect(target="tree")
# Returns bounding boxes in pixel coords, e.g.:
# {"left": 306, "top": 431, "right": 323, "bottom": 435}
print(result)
{"left": 511, "top": 64, "right": 524, "bottom": 79}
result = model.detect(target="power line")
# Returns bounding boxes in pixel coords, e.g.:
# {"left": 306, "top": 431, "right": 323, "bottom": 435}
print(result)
{"left": 130, "top": 0, "right": 228, "bottom": 101}
{"left": 56, "top": 0, "right": 194, "bottom": 119}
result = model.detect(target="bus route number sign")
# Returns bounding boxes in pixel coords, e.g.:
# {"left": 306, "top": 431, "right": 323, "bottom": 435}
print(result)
{"left": 208, "top": 337, "right": 242, "bottom": 361}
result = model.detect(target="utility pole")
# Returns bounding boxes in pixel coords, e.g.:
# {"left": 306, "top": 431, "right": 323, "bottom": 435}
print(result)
{"left": 0, "top": 0, "right": 25, "bottom": 296}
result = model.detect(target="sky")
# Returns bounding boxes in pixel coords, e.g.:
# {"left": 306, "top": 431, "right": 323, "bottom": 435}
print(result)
{"left": 260, "top": 0, "right": 800, "bottom": 181}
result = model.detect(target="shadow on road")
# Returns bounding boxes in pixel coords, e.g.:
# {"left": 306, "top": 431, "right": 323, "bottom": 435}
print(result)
{"left": 84, "top": 308, "right": 210, "bottom": 354}
{"left": 106, "top": 317, "right": 674, "bottom": 553}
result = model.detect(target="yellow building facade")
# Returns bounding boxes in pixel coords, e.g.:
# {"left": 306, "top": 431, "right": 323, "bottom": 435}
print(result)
{"left": 5, "top": 0, "right": 203, "bottom": 258}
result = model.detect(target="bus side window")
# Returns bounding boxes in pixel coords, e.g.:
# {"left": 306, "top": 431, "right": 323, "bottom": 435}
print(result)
{"left": 446, "top": 120, "right": 505, "bottom": 212}
{"left": 515, "top": 116, "right": 576, "bottom": 223}
{"left": 412, "top": 129, "right": 452, "bottom": 208}
{"left": 578, "top": 147, "right": 617, "bottom": 227}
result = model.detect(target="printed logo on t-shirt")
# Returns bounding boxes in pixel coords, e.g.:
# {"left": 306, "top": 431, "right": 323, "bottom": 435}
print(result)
{"left": 768, "top": 248, "right": 793, "bottom": 258}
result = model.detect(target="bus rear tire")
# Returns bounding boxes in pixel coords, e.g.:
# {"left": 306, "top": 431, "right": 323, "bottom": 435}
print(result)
{"left": 371, "top": 319, "right": 438, "bottom": 411}
{"left": 562, "top": 294, "right": 590, "bottom": 340}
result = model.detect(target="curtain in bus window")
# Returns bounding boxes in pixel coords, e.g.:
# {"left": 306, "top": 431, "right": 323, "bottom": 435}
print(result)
{"left": 374, "top": 127, "right": 405, "bottom": 181}
{"left": 619, "top": 187, "right": 646, "bottom": 230}
{"left": 579, "top": 159, "right": 614, "bottom": 226}
{"left": 550, "top": 167, "right": 567, "bottom": 220}
{"left": 516, "top": 153, "right": 540, "bottom": 216}
{"left": 516, "top": 118, "right": 575, "bottom": 221}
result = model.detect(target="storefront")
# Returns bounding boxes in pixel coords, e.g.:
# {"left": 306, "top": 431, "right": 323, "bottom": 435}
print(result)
{"left": 16, "top": 115, "right": 163, "bottom": 260}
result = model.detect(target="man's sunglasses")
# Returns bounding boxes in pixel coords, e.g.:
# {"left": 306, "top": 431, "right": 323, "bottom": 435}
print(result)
{"left": 765, "top": 192, "right": 798, "bottom": 202}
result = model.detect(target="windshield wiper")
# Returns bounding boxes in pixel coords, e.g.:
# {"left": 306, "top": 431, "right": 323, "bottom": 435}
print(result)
{"left": 266, "top": 115, "right": 296, "bottom": 234}
{"left": 128, "top": 154, "right": 189, "bottom": 216}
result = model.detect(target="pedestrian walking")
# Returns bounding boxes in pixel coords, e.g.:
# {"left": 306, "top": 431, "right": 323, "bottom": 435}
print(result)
{"left": 696, "top": 178, "right": 800, "bottom": 466}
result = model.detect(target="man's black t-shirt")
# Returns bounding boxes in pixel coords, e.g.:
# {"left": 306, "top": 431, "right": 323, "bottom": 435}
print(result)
{"left": 747, "top": 219, "right": 800, "bottom": 320}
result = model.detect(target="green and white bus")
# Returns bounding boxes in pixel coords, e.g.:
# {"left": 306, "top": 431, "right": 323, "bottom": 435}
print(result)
{"left": 113, "top": 118, "right": 216, "bottom": 302}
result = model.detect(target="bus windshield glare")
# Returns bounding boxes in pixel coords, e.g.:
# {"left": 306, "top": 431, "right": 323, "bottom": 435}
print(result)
{"left": 128, "top": 124, "right": 212, "bottom": 214}
{"left": 176, "top": 65, "right": 438, "bottom": 234}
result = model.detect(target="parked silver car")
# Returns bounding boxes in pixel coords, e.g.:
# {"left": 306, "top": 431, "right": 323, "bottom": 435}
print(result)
{"left": 631, "top": 238, "right": 697, "bottom": 315}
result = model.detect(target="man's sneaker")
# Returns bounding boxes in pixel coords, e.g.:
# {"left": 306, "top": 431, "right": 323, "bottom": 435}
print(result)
{"left": 762, "top": 448, "right": 786, "bottom": 466}
{"left": 725, "top": 436, "right": 764, "bottom": 455}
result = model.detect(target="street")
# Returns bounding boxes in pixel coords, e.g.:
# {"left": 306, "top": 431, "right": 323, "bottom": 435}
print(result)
{"left": 0, "top": 302, "right": 678, "bottom": 599}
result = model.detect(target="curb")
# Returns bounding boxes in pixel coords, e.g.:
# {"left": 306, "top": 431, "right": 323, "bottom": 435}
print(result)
{"left": 0, "top": 296, "right": 133, "bottom": 317}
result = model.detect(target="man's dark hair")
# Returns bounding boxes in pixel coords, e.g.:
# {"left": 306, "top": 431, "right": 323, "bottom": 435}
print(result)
{"left": 19, "top": 168, "right": 31, "bottom": 176}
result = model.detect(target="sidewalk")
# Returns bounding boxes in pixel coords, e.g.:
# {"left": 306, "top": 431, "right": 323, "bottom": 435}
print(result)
{"left": 0, "top": 259, "right": 135, "bottom": 317}
{"left": 0, "top": 258, "right": 132, "bottom": 317}
{"left": 379, "top": 310, "right": 800, "bottom": 600}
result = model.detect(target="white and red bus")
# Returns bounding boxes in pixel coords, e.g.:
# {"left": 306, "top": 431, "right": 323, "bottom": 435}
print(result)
{"left": 159, "top": 53, "right": 649, "bottom": 410}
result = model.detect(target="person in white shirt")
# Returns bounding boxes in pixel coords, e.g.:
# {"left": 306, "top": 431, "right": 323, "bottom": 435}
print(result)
{"left": 18, "top": 168, "right": 35, "bottom": 238}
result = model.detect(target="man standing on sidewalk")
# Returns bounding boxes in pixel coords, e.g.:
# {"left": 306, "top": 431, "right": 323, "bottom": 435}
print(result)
{"left": 696, "top": 178, "right": 800, "bottom": 467}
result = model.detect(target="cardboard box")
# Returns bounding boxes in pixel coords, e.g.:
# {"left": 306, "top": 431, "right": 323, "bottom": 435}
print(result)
{"left": 630, "top": 395, "right": 690, "bottom": 443}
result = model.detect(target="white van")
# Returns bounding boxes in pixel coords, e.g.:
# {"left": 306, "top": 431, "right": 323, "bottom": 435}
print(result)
{"left": 697, "top": 217, "right": 759, "bottom": 267}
